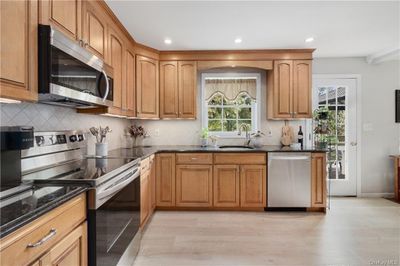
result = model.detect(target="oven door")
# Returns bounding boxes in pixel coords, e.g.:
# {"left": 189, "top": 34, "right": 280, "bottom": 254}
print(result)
{"left": 89, "top": 170, "right": 140, "bottom": 266}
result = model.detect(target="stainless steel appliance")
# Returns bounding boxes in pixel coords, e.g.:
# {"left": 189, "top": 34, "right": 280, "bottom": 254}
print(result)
{"left": 0, "top": 126, "right": 34, "bottom": 196}
{"left": 267, "top": 152, "right": 311, "bottom": 208}
{"left": 38, "top": 25, "right": 113, "bottom": 108}
{"left": 21, "top": 131, "right": 141, "bottom": 266}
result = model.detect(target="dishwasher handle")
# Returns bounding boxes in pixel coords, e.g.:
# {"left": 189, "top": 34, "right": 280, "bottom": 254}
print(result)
{"left": 269, "top": 155, "right": 310, "bottom": 161}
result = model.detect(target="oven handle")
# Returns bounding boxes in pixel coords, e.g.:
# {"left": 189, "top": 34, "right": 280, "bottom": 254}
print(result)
{"left": 97, "top": 168, "right": 139, "bottom": 202}
{"left": 101, "top": 69, "right": 109, "bottom": 102}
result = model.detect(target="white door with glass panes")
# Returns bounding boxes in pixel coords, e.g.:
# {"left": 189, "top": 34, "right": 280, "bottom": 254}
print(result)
{"left": 313, "top": 77, "right": 358, "bottom": 196}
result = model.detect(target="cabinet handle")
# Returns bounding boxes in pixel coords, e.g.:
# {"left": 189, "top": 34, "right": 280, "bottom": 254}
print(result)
{"left": 27, "top": 228, "right": 57, "bottom": 248}
{"left": 78, "top": 40, "right": 83, "bottom": 47}
{"left": 85, "top": 42, "right": 89, "bottom": 48}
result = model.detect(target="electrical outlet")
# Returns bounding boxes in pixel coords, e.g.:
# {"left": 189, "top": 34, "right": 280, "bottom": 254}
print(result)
{"left": 266, "top": 128, "right": 273, "bottom": 137}
{"left": 154, "top": 128, "right": 160, "bottom": 137}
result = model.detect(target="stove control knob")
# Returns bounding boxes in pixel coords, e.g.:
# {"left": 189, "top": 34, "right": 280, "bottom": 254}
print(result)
{"left": 69, "top": 135, "right": 77, "bottom": 142}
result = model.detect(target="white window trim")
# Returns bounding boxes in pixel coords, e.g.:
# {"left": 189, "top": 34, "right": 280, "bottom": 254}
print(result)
{"left": 201, "top": 72, "right": 261, "bottom": 138}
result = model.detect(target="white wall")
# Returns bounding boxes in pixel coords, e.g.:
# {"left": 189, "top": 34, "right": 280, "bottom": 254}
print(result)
{"left": 313, "top": 58, "right": 400, "bottom": 195}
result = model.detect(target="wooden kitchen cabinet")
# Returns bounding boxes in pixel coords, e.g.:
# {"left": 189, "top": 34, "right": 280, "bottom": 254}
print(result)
{"left": 124, "top": 43, "right": 136, "bottom": 117}
{"left": 107, "top": 25, "right": 125, "bottom": 110}
{"left": 39, "top": 0, "right": 82, "bottom": 42}
{"left": 213, "top": 165, "right": 240, "bottom": 207}
{"left": 82, "top": 0, "right": 107, "bottom": 59}
{"left": 39, "top": 222, "right": 87, "bottom": 266}
{"left": 140, "top": 167, "right": 150, "bottom": 226}
{"left": 176, "top": 165, "right": 213, "bottom": 207}
{"left": 0, "top": 193, "right": 87, "bottom": 266}
{"left": 150, "top": 155, "right": 156, "bottom": 212}
{"left": 240, "top": 165, "right": 267, "bottom": 207}
{"left": 136, "top": 55, "right": 159, "bottom": 118}
{"left": 156, "top": 153, "right": 176, "bottom": 207}
{"left": 311, "top": 153, "right": 327, "bottom": 208}
{"left": 159, "top": 61, "right": 197, "bottom": 119}
{"left": 267, "top": 60, "right": 312, "bottom": 119}
{"left": 160, "top": 61, "right": 179, "bottom": 118}
{"left": 0, "top": 0, "right": 38, "bottom": 102}
{"left": 178, "top": 61, "right": 197, "bottom": 119}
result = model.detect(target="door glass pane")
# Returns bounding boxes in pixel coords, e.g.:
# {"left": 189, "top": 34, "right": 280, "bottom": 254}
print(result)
{"left": 318, "top": 87, "right": 327, "bottom": 105}
{"left": 328, "top": 87, "right": 337, "bottom": 105}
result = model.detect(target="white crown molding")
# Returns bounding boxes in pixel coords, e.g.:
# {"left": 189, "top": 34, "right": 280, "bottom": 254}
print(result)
{"left": 366, "top": 48, "right": 400, "bottom": 64}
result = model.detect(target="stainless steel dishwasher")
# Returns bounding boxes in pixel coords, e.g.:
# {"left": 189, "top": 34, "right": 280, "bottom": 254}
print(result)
{"left": 268, "top": 152, "right": 311, "bottom": 208}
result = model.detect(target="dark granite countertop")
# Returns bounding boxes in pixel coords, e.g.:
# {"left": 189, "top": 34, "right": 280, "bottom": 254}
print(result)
{"left": 106, "top": 145, "right": 327, "bottom": 160}
{"left": 0, "top": 184, "right": 88, "bottom": 238}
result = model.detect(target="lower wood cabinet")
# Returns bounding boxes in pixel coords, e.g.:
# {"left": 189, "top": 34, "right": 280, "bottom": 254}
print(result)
{"left": 156, "top": 153, "right": 176, "bottom": 207}
{"left": 0, "top": 193, "right": 87, "bottom": 266}
{"left": 150, "top": 155, "right": 156, "bottom": 212}
{"left": 140, "top": 167, "right": 150, "bottom": 226}
{"left": 176, "top": 165, "right": 213, "bottom": 207}
{"left": 37, "top": 222, "right": 87, "bottom": 266}
{"left": 240, "top": 165, "right": 267, "bottom": 207}
{"left": 213, "top": 165, "right": 240, "bottom": 207}
{"left": 311, "top": 153, "right": 327, "bottom": 208}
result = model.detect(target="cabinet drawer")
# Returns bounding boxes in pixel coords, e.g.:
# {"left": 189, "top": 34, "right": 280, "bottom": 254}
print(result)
{"left": 176, "top": 153, "right": 213, "bottom": 165}
{"left": 214, "top": 153, "right": 266, "bottom": 165}
{"left": 0, "top": 193, "right": 86, "bottom": 266}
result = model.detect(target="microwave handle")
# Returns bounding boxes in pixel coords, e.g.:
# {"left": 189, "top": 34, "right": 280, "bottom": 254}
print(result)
{"left": 101, "top": 69, "right": 109, "bottom": 102}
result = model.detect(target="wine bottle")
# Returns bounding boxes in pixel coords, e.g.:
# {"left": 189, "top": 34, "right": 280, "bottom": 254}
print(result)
{"left": 298, "top": 126, "right": 304, "bottom": 149}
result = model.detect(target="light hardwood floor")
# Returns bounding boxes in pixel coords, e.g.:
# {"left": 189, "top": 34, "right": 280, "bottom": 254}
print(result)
{"left": 134, "top": 198, "right": 400, "bottom": 266}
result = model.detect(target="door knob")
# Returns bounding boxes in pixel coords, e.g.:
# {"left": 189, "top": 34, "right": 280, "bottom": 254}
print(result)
{"left": 350, "top": 142, "right": 357, "bottom": 146}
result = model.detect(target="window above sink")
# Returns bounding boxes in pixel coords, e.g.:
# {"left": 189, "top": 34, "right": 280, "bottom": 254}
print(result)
{"left": 201, "top": 73, "right": 261, "bottom": 138}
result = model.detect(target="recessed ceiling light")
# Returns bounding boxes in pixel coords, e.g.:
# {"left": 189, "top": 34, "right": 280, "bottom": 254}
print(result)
{"left": 305, "top": 37, "right": 314, "bottom": 43}
{"left": 234, "top": 38, "right": 242, "bottom": 44}
{"left": 164, "top": 38, "right": 172, "bottom": 45}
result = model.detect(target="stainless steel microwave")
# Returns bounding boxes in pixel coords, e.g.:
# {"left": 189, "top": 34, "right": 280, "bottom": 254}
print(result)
{"left": 38, "top": 24, "right": 113, "bottom": 108}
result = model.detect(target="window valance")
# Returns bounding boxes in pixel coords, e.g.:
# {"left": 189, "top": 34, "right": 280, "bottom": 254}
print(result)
{"left": 205, "top": 78, "right": 257, "bottom": 101}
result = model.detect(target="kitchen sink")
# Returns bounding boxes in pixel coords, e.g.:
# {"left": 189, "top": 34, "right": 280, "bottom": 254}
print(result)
{"left": 218, "top": 145, "right": 255, "bottom": 150}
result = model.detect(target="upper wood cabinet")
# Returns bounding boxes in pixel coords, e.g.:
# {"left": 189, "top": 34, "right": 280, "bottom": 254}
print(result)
{"left": 107, "top": 26, "right": 124, "bottom": 110}
{"left": 293, "top": 60, "right": 312, "bottom": 118}
{"left": 82, "top": 0, "right": 107, "bottom": 59}
{"left": 160, "top": 61, "right": 179, "bottom": 118}
{"left": 136, "top": 55, "right": 159, "bottom": 118}
{"left": 176, "top": 165, "right": 213, "bottom": 207}
{"left": 178, "top": 61, "right": 197, "bottom": 118}
{"left": 267, "top": 60, "right": 312, "bottom": 119}
{"left": 0, "top": 0, "right": 38, "bottom": 102}
{"left": 240, "top": 165, "right": 267, "bottom": 207}
{"left": 213, "top": 165, "right": 240, "bottom": 207}
{"left": 39, "top": 0, "right": 82, "bottom": 41}
{"left": 156, "top": 153, "right": 175, "bottom": 207}
{"left": 124, "top": 44, "right": 136, "bottom": 117}
{"left": 311, "top": 153, "right": 327, "bottom": 208}
{"left": 159, "top": 61, "right": 197, "bottom": 119}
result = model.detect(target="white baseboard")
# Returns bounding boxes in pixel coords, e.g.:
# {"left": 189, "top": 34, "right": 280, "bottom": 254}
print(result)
{"left": 359, "top": 192, "right": 394, "bottom": 198}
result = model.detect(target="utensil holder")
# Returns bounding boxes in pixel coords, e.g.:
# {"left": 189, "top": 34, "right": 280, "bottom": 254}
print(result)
{"left": 96, "top": 143, "right": 108, "bottom": 157}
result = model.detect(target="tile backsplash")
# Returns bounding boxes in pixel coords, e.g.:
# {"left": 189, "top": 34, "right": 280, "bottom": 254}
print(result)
{"left": 0, "top": 102, "right": 131, "bottom": 154}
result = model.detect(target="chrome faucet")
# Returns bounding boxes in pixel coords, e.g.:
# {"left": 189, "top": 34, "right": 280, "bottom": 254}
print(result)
{"left": 238, "top": 123, "right": 251, "bottom": 146}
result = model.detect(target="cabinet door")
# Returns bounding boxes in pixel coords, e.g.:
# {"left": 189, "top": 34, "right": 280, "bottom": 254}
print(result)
{"left": 240, "top": 165, "right": 266, "bottom": 207}
{"left": 156, "top": 153, "right": 176, "bottom": 206}
{"left": 82, "top": 1, "right": 106, "bottom": 59}
{"left": 108, "top": 26, "right": 124, "bottom": 109}
{"left": 213, "top": 165, "right": 240, "bottom": 207}
{"left": 311, "top": 153, "right": 327, "bottom": 208}
{"left": 271, "top": 60, "right": 293, "bottom": 119}
{"left": 125, "top": 46, "right": 136, "bottom": 116}
{"left": 150, "top": 155, "right": 156, "bottom": 211}
{"left": 39, "top": 0, "right": 81, "bottom": 41}
{"left": 178, "top": 61, "right": 197, "bottom": 118}
{"left": 160, "top": 61, "right": 179, "bottom": 118}
{"left": 136, "top": 55, "right": 159, "bottom": 118}
{"left": 0, "top": 0, "right": 38, "bottom": 101}
{"left": 140, "top": 170, "right": 150, "bottom": 226}
{"left": 176, "top": 165, "right": 213, "bottom": 207}
{"left": 40, "top": 222, "right": 87, "bottom": 266}
{"left": 293, "top": 60, "right": 312, "bottom": 118}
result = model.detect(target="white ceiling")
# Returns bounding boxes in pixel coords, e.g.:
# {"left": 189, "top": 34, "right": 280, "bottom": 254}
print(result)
{"left": 105, "top": 1, "right": 400, "bottom": 58}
